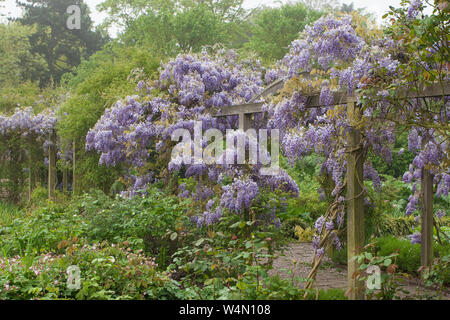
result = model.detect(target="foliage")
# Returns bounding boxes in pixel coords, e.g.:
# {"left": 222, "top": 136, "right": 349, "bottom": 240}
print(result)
{"left": 169, "top": 213, "right": 283, "bottom": 296}
{"left": 0, "top": 22, "right": 47, "bottom": 86}
{"left": 281, "top": 217, "right": 309, "bottom": 239}
{"left": 294, "top": 225, "right": 316, "bottom": 242}
{"left": 16, "top": 0, "right": 108, "bottom": 86}
{"left": 74, "top": 188, "right": 188, "bottom": 267}
{"left": 353, "top": 245, "right": 406, "bottom": 300}
{"left": 58, "top": 45, "right": 161, "bottom": 193}
{"left": 375, "top": 236, "right": 450, "bottom": 279}
{"left": 0, "top": 202, "right": 25, "bottom": 226}
{"left": 104, "top": 0, "right": 246, "bottom": 55}
{"left": 245, "top": 3, "right": 323, "bottom": 63}
{"left": 420, "top": 254, "right": 450, "bottom": 292}
{"left": 0, "top": 241, "right": 177, "bottom": 300}
{"left": 375, "top": 214, "right": 418, "bottom": 237}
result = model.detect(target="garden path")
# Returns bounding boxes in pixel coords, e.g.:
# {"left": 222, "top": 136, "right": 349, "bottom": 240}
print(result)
{"left": 269, "top": 242, "right": 450, "bottom": 299}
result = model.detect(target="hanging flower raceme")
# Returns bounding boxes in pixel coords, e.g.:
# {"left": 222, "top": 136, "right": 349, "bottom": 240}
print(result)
{"left": 87, "top": 47, "right": 300, "bottom": 225}
{"left": 261, "top": 14, "right": 404, "bottom": 258}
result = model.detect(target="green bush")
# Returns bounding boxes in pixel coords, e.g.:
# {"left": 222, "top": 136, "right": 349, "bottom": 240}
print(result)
{"left": 0, "top": 187, "right": 190, "bottom": 268}
{"left": 281, "top": 217, "right": 308, "bottom": 238}
{"left": 29, "top": 185, "right": 49, "bottom": 207}
{"left": 376, "top": 236, "right": 419, "bottom": 273}
{"left": 75, "top": 189, "right": 189, "bottom": 267}
{"left": 317, "top": 288, "right": 347, "bottom": 300}
{"left": 0, "top": 241, "right": 178, "bottom": 300}
{"left": 375, "top": 236, "right": 450, "bottom": 277}
{"left": 0, "top": 202, "right": 83, "bottom": 256}
{"left": 375, "top": 215, "right": 418, "bottom": 237}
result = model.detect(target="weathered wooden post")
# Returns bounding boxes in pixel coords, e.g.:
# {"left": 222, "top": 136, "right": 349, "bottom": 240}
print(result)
{"left": 346, "top": 96, "right": 365, "bottom": 300}
{"left": 238, "top": 113, "right": 252, "bottom": 131}
{"left": 27, "top": 145, "right": 32, "bottom": 202}
{"left": 48, "top": 133, "right": 57, "bottom": 200}
{"left": 72, "top": 141, "right": 76, "bottom": 196}
{"left": 63, "top": 166, "right": 68, "bottom": 194}
{"left": 421, "top": 168, "right": 434, "bottom": 267}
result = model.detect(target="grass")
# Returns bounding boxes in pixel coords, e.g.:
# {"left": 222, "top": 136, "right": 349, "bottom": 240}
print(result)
{"left": 0, "top": 201, "right": 25, "bottom": 226}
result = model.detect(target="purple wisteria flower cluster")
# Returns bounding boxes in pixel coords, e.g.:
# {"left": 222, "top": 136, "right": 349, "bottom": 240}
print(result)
{"left": 87, "top": 47, "right": 300, "bottom": 225}
{"left": 0, "top": 107, "right": 56, "bottom": 137}
{"left": 402, "top": 127, "right": 449, "bottom": 225}
{"left": 262, "top": 14, "right": 403, "bottom": 256}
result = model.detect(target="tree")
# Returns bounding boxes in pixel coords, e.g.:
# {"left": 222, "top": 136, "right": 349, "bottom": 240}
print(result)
{"left": 245, "top": 3, "right": 323, "bottom": 63}
{"left": 173, "top": 4, "right": 225, "bottom": 52}
{"left": 0, "top": 22, "right": 47, "bottom": 84}
{"left": 0, "top": 22, "right": 49, "bottom": 112}
{"left": 118, "top": 1, "right": 236, "bottom": 54}
{"left": 299, "top": 0, "right": 339, "bottom": 11}
{"left": 340, "top": 3, "right": 354, "bottom": 13}
{"left": 97, "top": 0, "right": 246, "bottom": 29}
{"left": 58, "top": 45, "right": 162, "bottom": 193}
{"left": 15, "top": 0, "right": 108, "bottom": 86}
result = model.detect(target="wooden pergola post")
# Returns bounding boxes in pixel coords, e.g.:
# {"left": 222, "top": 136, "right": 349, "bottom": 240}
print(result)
{"left": 421, "top": 168, "right": 434, "bottom": 267}
{"left": 238, "top": 113, "right": 252, "bottom": 131}
{"left": 346, "top": 96, "right": 365, "bottom": 300}
{"left": 48, "top": 133, "right": 57, "bottom": 200}
{"left": 63, "top": 166, "right": 68, "bottom": 194}
{"left": 72, "top": 141, "right": 76, "bottom": 196}
{"left": 27, "top": 146, "right": 32, "bottom": 202}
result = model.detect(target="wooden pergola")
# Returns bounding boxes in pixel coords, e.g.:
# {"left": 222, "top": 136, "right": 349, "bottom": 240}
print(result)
{"left": 43, "top": 77, "right": 449, "bottom": 299}
{"left": 211, "top": 80, "right": 450, "bottom": 299}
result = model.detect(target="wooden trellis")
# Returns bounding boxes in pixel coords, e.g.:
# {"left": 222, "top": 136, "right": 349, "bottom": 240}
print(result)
{"left": 212, "top": 80, "right": 450, "bottom": 300}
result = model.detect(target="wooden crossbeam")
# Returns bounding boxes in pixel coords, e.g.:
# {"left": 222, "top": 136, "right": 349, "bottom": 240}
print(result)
{"left": 212, "top": 81, "right": 450, "bottom": 118}
{"left": 248, "top": 79, "right": 285, "bottom": 103}
{"left": 214, "top": 102, "right": 264, "bottom": 117}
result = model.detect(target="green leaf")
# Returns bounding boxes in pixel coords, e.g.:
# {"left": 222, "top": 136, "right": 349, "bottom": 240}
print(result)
{"left": 384, "top": 259, "right": 392, "bottom": 267}
{"left": 204, "top": 278, "right": 213, "bottom": 286}
{"left": 364, "top": 252, "right": 373, "bottom": 260}
{"left": 194, "top": 238, "right": 205, "bottom": 247}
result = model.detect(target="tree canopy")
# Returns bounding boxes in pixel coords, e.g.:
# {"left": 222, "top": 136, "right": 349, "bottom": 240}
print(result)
{"left": 15, "top": 0, "right": 108, "bottom": 86}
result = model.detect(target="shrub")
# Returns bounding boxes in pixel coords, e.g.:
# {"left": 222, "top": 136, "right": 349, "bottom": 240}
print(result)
{"left": 29, "top": 185, "right": 49, "bottom": 208}
{"left": 375, "top": 236, "right": 450, "bottom": 279}
{"left": 281, "top": 217, "right": 308, "bottom": 238}
{"left": 72, "top": 188, "right": 190, "bottom": 268}
{"left": 317, "top": 288, "right": 347, "bottom": 300}
{"left": 294, "top": 225, "right": 315, "bottom": 242}
{"left": 375, "top": 215, "right": 417, "bottom": 237}
{"left": 0, "top": 241, "right": 178, "bottom": 300}
{"left": 0, "top": 202, "right": 83, "bottom": 256}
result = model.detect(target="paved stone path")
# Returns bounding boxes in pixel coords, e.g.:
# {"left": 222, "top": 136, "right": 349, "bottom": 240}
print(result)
{"left": 269, "top": 242, "right": 449, "bottom": 299}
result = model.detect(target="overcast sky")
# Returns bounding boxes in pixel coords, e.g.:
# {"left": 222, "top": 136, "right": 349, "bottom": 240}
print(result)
{"left": 1, "top": 0, "right": 407, "bottom": 32}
